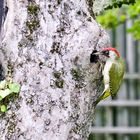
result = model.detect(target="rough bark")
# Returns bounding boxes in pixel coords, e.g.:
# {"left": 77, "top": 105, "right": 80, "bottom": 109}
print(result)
{"left": 0, "top": 0, "right": 110, "bottom": 140}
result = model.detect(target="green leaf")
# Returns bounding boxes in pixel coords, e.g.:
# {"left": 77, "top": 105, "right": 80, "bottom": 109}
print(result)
{"left": 127, "top": 20, "right": 140, "bottom": 39}
{"left": 0, "top": 96, "right": 2, "bottom": 101}
{"left": 96, "top": 9, "right": 119, "bottom": 28}
{"left": 96, "top": 0, "right": 140, "bottom": 39}
{"left": 1, "top": 105, "right": 7, "bottom": 112}
{"left": 120, "top": 15, "right": 126, "bottom": 22}
{"left": 8, "top": 83, "right": 20, "bottom": 93}
{"left": 0, "top": 80, "right": 7, "bottom": 89}
{"left": 0, "top": 89, "right": 11, "bottom": 99}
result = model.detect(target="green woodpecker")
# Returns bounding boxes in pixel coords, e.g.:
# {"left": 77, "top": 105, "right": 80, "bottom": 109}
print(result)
{"left": 95, "top": 47, "right": 125, "bottom": 105}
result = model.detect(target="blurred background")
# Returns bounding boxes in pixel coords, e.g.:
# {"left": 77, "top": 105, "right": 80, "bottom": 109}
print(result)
{"left": 89, "top": 1, "right": 140, "bottom": 140}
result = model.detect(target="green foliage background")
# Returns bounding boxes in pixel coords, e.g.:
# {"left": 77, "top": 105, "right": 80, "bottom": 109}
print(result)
{"left": 96, "top": 0, "right": 140, "bottom": 39}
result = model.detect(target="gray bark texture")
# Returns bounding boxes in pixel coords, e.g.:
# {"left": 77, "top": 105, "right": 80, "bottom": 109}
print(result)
{"left": 0, "top": 0, "right": 110, "bottom": 140}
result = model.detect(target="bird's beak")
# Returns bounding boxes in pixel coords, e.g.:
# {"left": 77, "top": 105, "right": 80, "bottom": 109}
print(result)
{"left": 93, "top": 51, "right": 109, "bottom": 57}
{"left": 93, "top": 51, "right": 102, "bottom": 55}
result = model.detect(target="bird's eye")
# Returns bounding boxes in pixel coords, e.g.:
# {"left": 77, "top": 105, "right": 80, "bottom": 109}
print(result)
{"left": 102, "top": 51, "right": 109, "bottom": 57}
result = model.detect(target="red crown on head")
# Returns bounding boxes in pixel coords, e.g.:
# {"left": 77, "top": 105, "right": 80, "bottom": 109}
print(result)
{"left": 102, "top": 47, "right": 120, "bottom": 57}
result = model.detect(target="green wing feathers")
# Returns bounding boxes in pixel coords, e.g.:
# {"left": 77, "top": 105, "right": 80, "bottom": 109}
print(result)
{"left": 109, "top": 58, "right": 125, "bottom": 98}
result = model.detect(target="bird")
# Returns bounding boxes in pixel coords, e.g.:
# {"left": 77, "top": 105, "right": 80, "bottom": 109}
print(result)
{"left": 94, "top": 47, "right": 125, "bottom": 105}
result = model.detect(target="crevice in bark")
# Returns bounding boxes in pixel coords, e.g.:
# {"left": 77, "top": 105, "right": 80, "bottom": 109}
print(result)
{"left": 0, "top": 64, "right": 5, "bottom": 81}
{"left": 86, "top": 0, "right": 96, "bottom": 19}
{"left": 19, "top": 0, "right": 40, "bottom": 48}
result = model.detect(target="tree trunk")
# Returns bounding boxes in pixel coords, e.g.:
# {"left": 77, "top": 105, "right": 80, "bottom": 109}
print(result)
{"left": 0, "top": 0, "right": 110, "bottom": 139}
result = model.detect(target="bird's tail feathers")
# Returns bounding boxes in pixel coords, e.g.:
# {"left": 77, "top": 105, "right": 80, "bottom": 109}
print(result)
{"left": 94, "top": 90, "right": 110, "bottom": 106}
